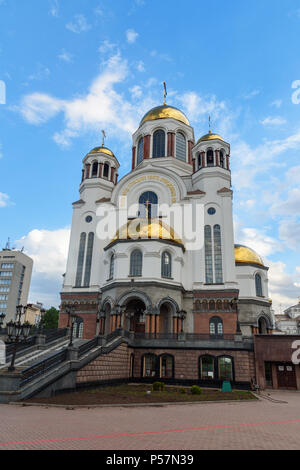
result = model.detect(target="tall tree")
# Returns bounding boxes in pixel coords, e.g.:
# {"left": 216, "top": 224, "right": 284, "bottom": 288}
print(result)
{"left": 42, "top": 307, "right": 59, "bottom": 329}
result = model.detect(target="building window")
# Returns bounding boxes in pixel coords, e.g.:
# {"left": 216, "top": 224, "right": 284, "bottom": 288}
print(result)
{"left": 0, "top": 303, "right": 7, "bottom": 309}
{"left": 137, "top": 137, "right": 144, "bottom": 164}
{"left": 210, "top": 317, "right": 223, "bottom": 337}
{"left": 75, "top": 232, "right": 86, "bottom": 287}
{"left": 143, "top": 354, "right": 156, "bottom": 377}
{"left": 160, "top": 355, "right": 174, "bottom": 378}
{"left": 220, "top": 150, "right": 225, "bottom": 168}
{"left": 207, "top": 150, "right": 214, "bottom": 166}
{"left": 258, "top": 317, "right": 268, "bottom": 334}
{"left": 0, "top": 295, "right": 8, "bottom": 301}
{"left": 214, "top": 225, "right": 223, "bottom": 284}
{"left": 103, "top": 163, "right": 109, "bottom": 178}
{"left": 255, "top": 273, "right": 263, "bottom": 297}
{"left": 83, "top": 232, "right": 94, "bottom": 287}
{"left": 130, "top": 250, "right": 143, "bottom": 277}
{"left": 0, "top": 280, "right": 11, "bottom": 285}
{"left": 198, "top": 154, "right": 202, "bottom": 169}
{"left": 109, "top": 253, "right": 115, "bottom": 280}
{"left": 200, "top": 356, "right": 215, "bottom": 380}
{"left": 0, "top": 272, "right": 12, "bottom": 277}
{"left": 218, "top": 357, "right": 233, "bottom": 380}
{"left": 205, "top": 226, "right": 213, "bottom": 284}
{"left": 152, "top": 130, "right": 165, "bottom": 158}
{"left": 91, "top": 161, "right": 98, "bottom": 178}
{"left": 176, "top": 132, "right": 186, "bottom": 161}
{"left": 139, "top": 191, "right": 158, "bottom": 218}
{"left": 0, "top": 287, "right": 9, "bottom": 293}
{"left": 161, "top": 251, "right": 172, "bottom": 278}
{"left": 1, "top": 264, "right": 14, "bottom": 269}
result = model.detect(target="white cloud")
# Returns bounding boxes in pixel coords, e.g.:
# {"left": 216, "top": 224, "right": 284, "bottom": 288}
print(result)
{"left": 0, "top": 143, "right": 3, "bottom": 159}
{"left": 279, "top": 219, "right": 300, "bottom": 250}
{"left": 268, "top": 260, "right": 300, "bottom": 313}
{"left": 58, "top": 50, "right": 73, "bottom": 63}
{"left": 99, "top": 40, "right": 117, "bottom": 54}
{"left": 0, "top": 193, "right": 10, "bottom": 207}
{"left": 130, "top": 85, "right": 142, "bottom": 99}
{"left": 16, "top": 228, "right": 71, "bottom": 308}
{"left": 66, "top": 14, "right": 91, "bottom": 34}
{"left": 271, "top": 188, "right": 300, "bottom": 217}
{"left": 49, "top": 0, "right": 59, "bottom": 17}
{"left": 177, "top": 91, "right": 226, "bottom": 123}
{"left": 270, "top": 99, "right": 282, "bottom": 108}
{"left": 19, "top": 53, "right": 141, "bottom": 146}
{"left": 28, "top": 65, "right": 50, "bottom": 81}
{"left": 243, "top": 89, "right": 260, "bottom": 99}
{"left": 234, "top": 225, "right": 282, "bottom": 259}
{"left": 136, "top": 60, "right": 145, "bottom": 72}
{"left": 126, "top": 29, "right": 139, "bottom": 43}
{"left": 260, "top": 116, "right": 287, "bottom": 126}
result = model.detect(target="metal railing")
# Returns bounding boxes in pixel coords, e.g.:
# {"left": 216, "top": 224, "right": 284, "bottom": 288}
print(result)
{"left": 5, "top": 336, "right": 36, "bottom": 357}
{"left": 44, "top": 328, "right": 68, "bottom": 343}
{"left": 20, "top": 349, "right": 68, "bottom": 387}
{"left": 78, "top": 337, "right": 99, "bottom": 358}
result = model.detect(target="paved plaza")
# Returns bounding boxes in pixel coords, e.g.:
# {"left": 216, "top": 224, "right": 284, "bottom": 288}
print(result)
{"left": 0, "top": 391, "right": 300, "bottom": 450}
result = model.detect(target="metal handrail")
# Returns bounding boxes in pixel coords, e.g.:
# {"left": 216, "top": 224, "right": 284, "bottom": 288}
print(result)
{"left": 20, "top": 350, "right": 68, "bottom": 386}
{"left": 78, "top": 337, "right": 99, "bottom": 357}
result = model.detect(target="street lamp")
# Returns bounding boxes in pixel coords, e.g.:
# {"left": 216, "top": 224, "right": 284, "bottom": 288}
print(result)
{"left": 0, "top": 313, "right": 6, "bottom": 330}
{"left": 7, "top": 305, "right": 31, "bottom": 372}
{"left": 178, "top": 310, "right": 187, "bottom": 333}
{"left": 38, "top": 308, "right": 46, "bottom": 334}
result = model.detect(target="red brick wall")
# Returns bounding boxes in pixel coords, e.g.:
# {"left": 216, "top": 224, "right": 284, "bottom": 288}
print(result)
{"left": 133, "top": 348, "right": 254, "bottom": 383}
{"left": 194, "top": 313, "right": 237, "bottom": 335}
{"left": 76, "top": 342, "right": 132, "bottom": 384}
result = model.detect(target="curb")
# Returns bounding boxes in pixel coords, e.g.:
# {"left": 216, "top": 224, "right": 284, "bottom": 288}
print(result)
{"left": 8, "top": 397, "right": 260, "bottom": 409}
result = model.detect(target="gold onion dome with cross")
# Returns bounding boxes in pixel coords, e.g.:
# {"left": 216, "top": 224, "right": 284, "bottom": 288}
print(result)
{"left": 88, "top": 130, "right": 115, "bottom": 157}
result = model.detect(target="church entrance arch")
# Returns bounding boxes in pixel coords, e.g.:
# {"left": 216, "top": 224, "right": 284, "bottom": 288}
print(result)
{"left": 159, "top": 302, "right": 173, "bottom": 334}
{"left": 123, "top": 298, "right": 146, "bottom": 333}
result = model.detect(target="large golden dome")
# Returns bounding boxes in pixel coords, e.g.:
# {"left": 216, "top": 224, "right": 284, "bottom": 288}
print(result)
{"left": 106, "top": 218, "right": 184, "bottom": 249}
{"left": 234, "top": 244, "right": 264, "bottom": 267}
{"left": 89, "top": 146, "right": 115, "bottom": 157}
{"left": 140, "top": 105, "right": 190, "bottom": 126}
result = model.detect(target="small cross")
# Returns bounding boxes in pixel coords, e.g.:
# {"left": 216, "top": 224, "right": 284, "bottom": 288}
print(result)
{"left": 209, "top": 116, "right": 211, "bottom": 134}
{"left": 101, "top": 130, "right": 106, "bottom": 147}
{"left": 163, "top": 81, "right": 167, "bottom": 105}
{"left": 145, "top": 200, "right": 151, "bottom": 219}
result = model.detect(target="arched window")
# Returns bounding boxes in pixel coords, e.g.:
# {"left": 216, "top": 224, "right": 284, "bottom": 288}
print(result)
{"left": 216, "top": 300, "right": 223, "bottom": 310}
{"left": 218, "top": 356, "right": 233, "bottom": 380}
{"left": 139, "top": 191, "right": 158, "bottom": 218}
{"left": 109, "top": 253, "right": 115, "bottom": 280}
{"left": 255, "top": 273, "right": 263, "bottom": 297}
{"left": 200, "top": 356, "right": 215, "bottom": 380}
{"left": 152, "top": 130, "right": 165, "bottom": 158}
{"left": 73, "top": 317, "right": 84, "bottom": 339}
{"left": 91, "top": 161, "right": 98, "bottom": 178}
{"left": 143, "top": 354, "right": 156, "bottom": 377}
{"left": 205, "top": 226, "right": 213, "bottom": 284}
{"left": 160, "top": 355, "right": 174, "bottom": 378}
{"left": 219, "top": 151, "right": 225, "bottom": 168}
{"left": 202, "top": 300, "right": 208, "bottom": 311}
{"left": 103, "top": 163, "right": 109, "bottom": 178}
{"left": 161, "top": 251, "right": 172, "bottom": 278}
{"left": 210, "top": 317, "right": 223, "bottom": 337}
{"left": 198, "top": 154, "right": 202, "bottom": 170}
{"left": 258, "top": 317, "right": 268, "bottom": 334}
{"left": 214, "top": 225, "right": 223, "bottom": 284}
{"left": 83, "top": 232, "right": 94, "bottom": 287}
{"left": 130, "top": 250, "right": 143, "bottom": 277}
{"left": 75, "top": 232, "right": 86, "bottom": 287}
{"left": 176, "top": 132, "right": 186, "bottom": 161}
{"left": 209, "top": 300, "right": 215, "bottom": 311}
{"left": 137, "top": 137, "right": 144, "bottom": 165}
{"left": 207, "top": 149, "right": 214, "bottom": 166}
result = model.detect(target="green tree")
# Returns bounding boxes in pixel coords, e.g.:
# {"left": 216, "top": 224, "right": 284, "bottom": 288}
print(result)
{"left": 42, "top": 307, "right": 59, "bottom": 329}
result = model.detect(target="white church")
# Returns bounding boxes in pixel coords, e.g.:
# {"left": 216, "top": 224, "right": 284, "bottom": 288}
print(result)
{"left": 59, "top": 92, "right": 274, "bottom": 386}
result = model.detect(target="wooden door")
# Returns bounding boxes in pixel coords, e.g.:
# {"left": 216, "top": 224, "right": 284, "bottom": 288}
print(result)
{"left": 277, "top": 364, "right": 297, "bottom": 389}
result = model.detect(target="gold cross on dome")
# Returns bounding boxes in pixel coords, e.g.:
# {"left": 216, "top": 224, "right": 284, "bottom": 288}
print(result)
{"left": 101, "top": 130, "right": 106, "bottom": 147}
{"left": 209, "top": 116, "right": 211, "bottom": 134}
{"left": 163, "top": 81, "right": 167, "bottom": 105}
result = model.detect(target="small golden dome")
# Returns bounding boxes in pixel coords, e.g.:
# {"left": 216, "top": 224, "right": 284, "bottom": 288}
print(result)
{"left": 234, "top": 244, "right": 264, "bottom": 267}
{"left": 140, "top": 105, "right": 190, "bottom": 126}
{"left": 89, "top": 146, "right": 115, "bottom": 157}
{"left": 106, "top": 218, "right": 184, "bottom": 248}
{"left": 197, "top": 132, "right": 225, "bottom": 144}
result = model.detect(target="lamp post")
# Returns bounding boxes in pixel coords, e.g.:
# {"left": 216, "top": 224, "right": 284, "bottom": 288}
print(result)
{"left": 7, "top": 305, "right": 31, "bottom": 372}
{"left": 0, "top": 313, "right": 6, "bottom": 331}
{"left": 38, "top": 308, "right": 46, "bottom": 334}
{"left": 230, "top": 298, "right": 241, "bottom": 334}
{"left": 69, "top": 311, "right": 78, "bottom": 347}
{"left": 178, "top": 310, "right": 187, "bottom": 333}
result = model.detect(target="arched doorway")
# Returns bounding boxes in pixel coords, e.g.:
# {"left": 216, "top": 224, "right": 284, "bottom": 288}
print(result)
{"left": 124, "top": 298, "right": 146, "bottom": 333}
{"left": 258, "top": 317, "right": 268, "bottom": 334}
{"left": 73, "top": 316, "right": 84, "bottom": 339}
{"left": 103, "top": 303, "right": 111, "bottom": 336}
{"left": 159, "top": 302, "right": 172, "bottom": 334}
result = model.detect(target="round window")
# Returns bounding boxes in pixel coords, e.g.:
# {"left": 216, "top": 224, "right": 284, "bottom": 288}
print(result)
{"left": 85, "top": 216, "right": 93, "bottom": 223}
{"left": 208, "top": 208, "right": 216, "bottom": 215}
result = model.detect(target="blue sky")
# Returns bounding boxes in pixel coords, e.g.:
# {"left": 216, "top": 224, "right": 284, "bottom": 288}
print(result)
{"left": 0, "top": 0, "right": 300, "bottom": 311}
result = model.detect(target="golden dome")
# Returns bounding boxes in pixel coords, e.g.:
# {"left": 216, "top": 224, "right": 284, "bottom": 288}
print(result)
{"left": 234, "top": 244, "right": 264, "bottom": 267}
{"left": 89, "top": 146, "right": 115, "bottom": 157}
{"left": 197, "top": 132, "right": 225, "bottom": 144}
{"left": 106, "top": 218, "right": 184, "bottom": 248}
{"left": 140, "top": 105, "right": 190, "bottom": 126}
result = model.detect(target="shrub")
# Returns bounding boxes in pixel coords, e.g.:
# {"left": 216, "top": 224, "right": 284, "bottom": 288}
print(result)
{"left": 180, "top": 388, "right": 186, "bottom": 394}
{"left": 191, "top": 385, "right": 202, "bottom": 395}
{"left": 152, "top": 381, "right": 166, "bottom": 392}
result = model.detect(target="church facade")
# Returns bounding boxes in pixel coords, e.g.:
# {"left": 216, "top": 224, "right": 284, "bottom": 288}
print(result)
{"left": 59, "top": 100, "right": 274, "bottom": 388}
